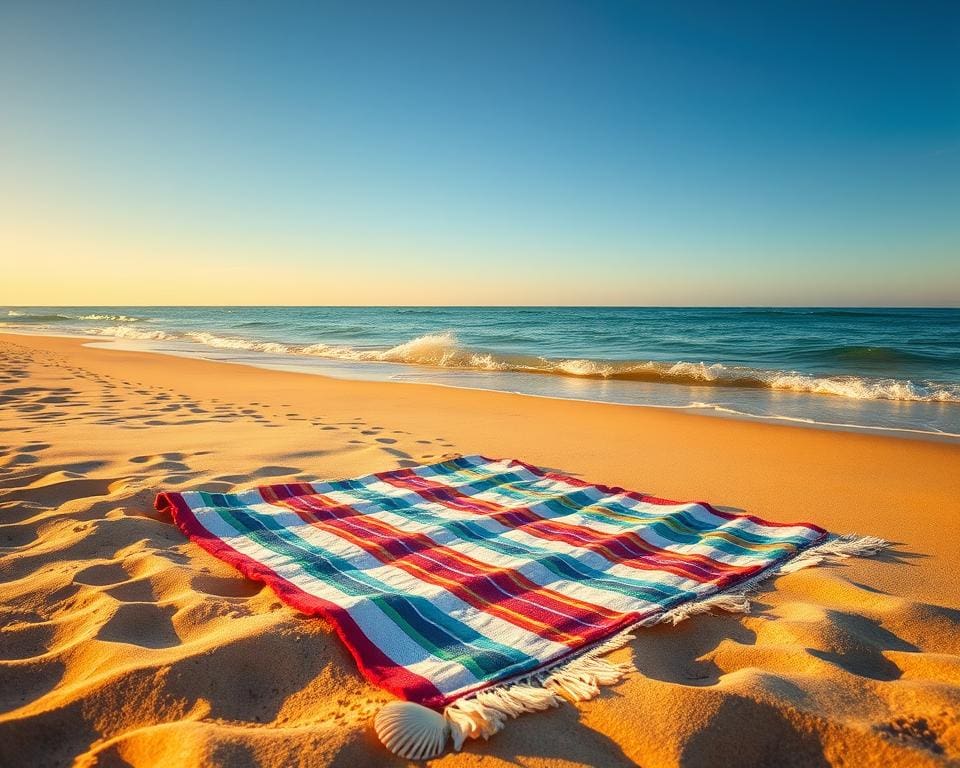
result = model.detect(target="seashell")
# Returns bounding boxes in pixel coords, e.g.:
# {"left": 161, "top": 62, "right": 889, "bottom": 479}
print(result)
{"left": 374, "top": 701, "right": 450, "bottom": 760}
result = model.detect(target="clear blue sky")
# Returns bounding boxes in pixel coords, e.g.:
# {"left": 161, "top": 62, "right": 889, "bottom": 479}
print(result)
{"left": 2, "top": 1, "right": 958, "bottom": 305}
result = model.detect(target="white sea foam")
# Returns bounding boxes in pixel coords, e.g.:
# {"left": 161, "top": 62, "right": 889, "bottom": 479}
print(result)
{"left": 777, "top": 374, "right": 960, "bottom": 402}
{"left": 77, "top": 313, "right": 141, "bottom": 322}
{"left": 555, "top": 359, "right": 615, "bottom": 377}
{"left": 378, "top": 331, "right": 463, "bottom": 365}
{"left": 185, "top": 331, "right": 290, "bottom": 355}
{"left": 662, "top": 361, "right": 729, "bottom": 381}
{"left": 300, "top": 333, "right": 514, "bottom": 372}
{"left": 86, "top": 326, "right": 173, "bottom": 341}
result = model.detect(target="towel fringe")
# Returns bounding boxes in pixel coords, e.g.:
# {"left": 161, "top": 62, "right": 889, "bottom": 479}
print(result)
{"left": 445, "top": 683, "right": 560, "bottom": 749}
{"left": 657, "top": 590, "right": 752, "bottom": 625}
{"left": 774, "top": 533, "right": 889, "bottom": 574}
{"left": 379, "top": 533, "right": 890, "bottom": 757}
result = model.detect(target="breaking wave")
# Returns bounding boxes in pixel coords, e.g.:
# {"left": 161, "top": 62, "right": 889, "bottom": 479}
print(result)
{"left": 86, "top": 326, "right": 173, "bottom": 341}
{"left": 140, "top": 329, "right": 960, "bottom": 403}
{"left": 184, "top": 331, "right": 292, "bottom": 355}
{"left": 76, "top": 313, "right": 142, "bottom": 322}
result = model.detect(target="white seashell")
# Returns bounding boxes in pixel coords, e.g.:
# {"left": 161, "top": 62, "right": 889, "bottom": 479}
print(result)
{"left": 374, "top": 701, "right": 450, "bottom": 760}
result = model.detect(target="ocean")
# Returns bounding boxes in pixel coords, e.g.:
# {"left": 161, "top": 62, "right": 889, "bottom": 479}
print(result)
{"left": 4, "top": 306, "right": 959, "bottom": 439}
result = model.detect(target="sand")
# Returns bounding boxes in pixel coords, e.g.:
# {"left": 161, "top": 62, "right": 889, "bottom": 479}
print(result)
{"left": 1, "top": 332, "right": 958, "bottom": 768}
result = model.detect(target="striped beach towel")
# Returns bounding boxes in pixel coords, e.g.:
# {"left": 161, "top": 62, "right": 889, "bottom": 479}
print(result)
{"left": 155, "top": 454, "right": 886, "bottom": 758}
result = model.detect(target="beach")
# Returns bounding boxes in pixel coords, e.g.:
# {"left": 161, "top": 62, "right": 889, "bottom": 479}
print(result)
{"left": 1, "top": 331, "right": 959, "bottom": 767}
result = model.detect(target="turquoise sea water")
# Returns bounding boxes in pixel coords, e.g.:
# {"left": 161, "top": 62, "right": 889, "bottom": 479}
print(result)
{"left": 4, "top": 306, "right": 959, "bottom": 438}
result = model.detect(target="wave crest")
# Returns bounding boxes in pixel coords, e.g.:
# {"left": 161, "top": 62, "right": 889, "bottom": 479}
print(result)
{"left": 77, "top": 313, "right": 142, "bottom": 322}
{"left": 301, "top": 332, "right": 512, "bottom": 370}
{"left": 87, "top": 326, "right": 173, "bottom": 341}
{"left": 184, "top": 331, "right": 291, "bottom": 355}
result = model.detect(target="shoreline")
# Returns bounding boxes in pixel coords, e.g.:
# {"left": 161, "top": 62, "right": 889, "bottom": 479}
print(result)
{"left": 5, "top": 327, "right": 959, "bottom": 443}
{"left": 2, "top": 331, "right": 959, "bottom": 766}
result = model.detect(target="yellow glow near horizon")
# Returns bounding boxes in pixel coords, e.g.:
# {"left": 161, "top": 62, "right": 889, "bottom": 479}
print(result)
{"left": 5, "top": 242, "right": 958, "bottom": 307}
{"left": 3, "top": 187, "right": 958, "bottom": 307}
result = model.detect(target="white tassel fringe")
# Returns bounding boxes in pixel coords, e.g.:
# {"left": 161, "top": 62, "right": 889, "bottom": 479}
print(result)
{"left": 658, "top": 590, "right": 752, "bottom": 625}
{"left": 376, "top": 533, "right": 890, "bottom": 757}
{"left": 774, "top": 533, "right": 889, "bottom": 574}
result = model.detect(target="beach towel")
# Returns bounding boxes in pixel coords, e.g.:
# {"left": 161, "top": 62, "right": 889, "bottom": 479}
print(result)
{"left": 155, "top": 454, "right": 888, "bottom": 758}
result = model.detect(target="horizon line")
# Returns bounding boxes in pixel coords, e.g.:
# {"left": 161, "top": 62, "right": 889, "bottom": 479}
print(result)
{"left": 3, "top": 304, "right": 959, "bottom": 310}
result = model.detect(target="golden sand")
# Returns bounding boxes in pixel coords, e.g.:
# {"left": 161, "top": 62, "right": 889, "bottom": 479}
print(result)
{"left": 1, "top": 333, "right": 958, "bottom": 767}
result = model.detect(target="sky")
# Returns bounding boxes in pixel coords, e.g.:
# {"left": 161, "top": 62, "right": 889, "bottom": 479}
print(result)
{"left": 1, "top": 1, "right": 958, "bottom": 306}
